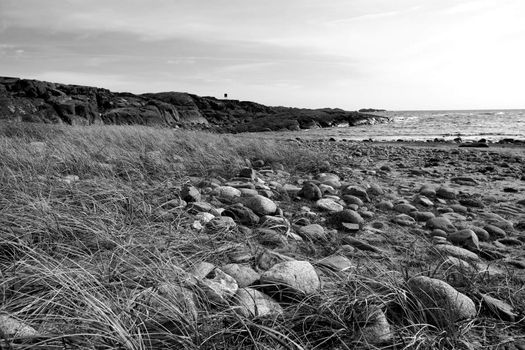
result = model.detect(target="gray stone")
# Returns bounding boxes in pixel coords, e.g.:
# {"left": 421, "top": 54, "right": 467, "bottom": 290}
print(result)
{"left": 408, "top": 276, "right": 476, "bottom": 324}
{"left": 317, "top": 255, "right": 354, "bottom": 272}
{"left": 221, "top": 264, "right": 260, "bottom": 288}
{"left": 413, "top": 195, "right": 434, "bottom": 207}
{"left": 357, "top": 309, "right": 392, "bottom": 345}
{"left": 411, "top": 211, "right": 435, "bottom": 222}
{"left": 198, "top": 268, "right": 239, "bottom": 304}
{"left": 448, "top": 229, "right": 480, "bottom": 250}
{"left": 238, "top": 167, "right": 256, "bottom": 180}
{"left": 242, "top": 195, "right": 277, "bottom": 216}
{"left": 436, "top": 186, "right": 457, "bottom": 199}
{"left": 181, "top": 184, "right": 201, "bottom": 202}
{"left": 343, "top": 186, "right": 370, "bottom": 202}
{"left": 367, "top": 183, "right": 384, "bottom": 196}
{"left": 342, "top": 195, "right": 364, "bottom": 207}
{"left": 434, "top": 245, "right": 480, "bottom": 261}
{"left": 298, "top": 182, "right": 322, "bottom": 200}
{"left": 316, "top": 198, "right": 344, "bottom": 212}
{"left": 213, "top": 186, "right": 241, "bottom": 199}
{"left": 426, "top": 216, "right": 456, "bottom": 233}
{"left": 260, "top": 260, "right": 320, "bottom": 296}
{"left": 470, "top": 226, "right": 490, "bottom": 241}
{"left": 298, "top": 224, "right": 326, "bottom": 240}
{"left": 256, "top": 249, "right": 294, "bottom": 270}
{"left": 376, "top": 200, "right": 394, "bottom": 211}
{"left": 206, "top": 216, "right": 236, "bottom": 231}
{"left": 392, "top": 214, "right": 416, "bottom": 226}
{"left": 420, "top": 184, "right": 436, "bottom": 197}
{"left": 484, "top": 224, "right": 506, "bottom": 239}
{"left": 394, "top": 203, "right": 417, "bottom": 214}
{"left": 481, "top": 294, "right": 516, "bottom": 322}
{"left": 335, "top": 209, "right": 364, "bottom": 226}
{"left": 234, "top": 288, "right": 283, "bottom": 318}
{"left": 0, "top": 315, "right": 39, "bottom": 339}
{"left": 256, "top": 228, "right": 288, "bottom": 247}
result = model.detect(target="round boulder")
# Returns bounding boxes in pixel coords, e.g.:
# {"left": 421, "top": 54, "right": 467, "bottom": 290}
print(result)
{"left": 408, "top": 276, "right": 476, "bottom": 325}
{"left": 260, "top": 260, "right": 320, "bottom": 299}
{"left": 242, "top": 195, "right": 277, "bottom": 216}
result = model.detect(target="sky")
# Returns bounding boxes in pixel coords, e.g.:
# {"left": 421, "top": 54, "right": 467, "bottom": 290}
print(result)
{"left": 1, "top": 0, "right": 524, "bottom": 110}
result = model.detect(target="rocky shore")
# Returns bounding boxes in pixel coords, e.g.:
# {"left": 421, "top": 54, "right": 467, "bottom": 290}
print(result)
{"left": 1, "top": 125, "right": 524, "bottom": 348}
{"left": 0, "top": 76, "right": 388, "bottom": 132}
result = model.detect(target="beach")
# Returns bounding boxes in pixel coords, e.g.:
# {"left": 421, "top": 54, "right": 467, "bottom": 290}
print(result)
{"left": 1, "top": 123, "right": 524, "bottom": 348}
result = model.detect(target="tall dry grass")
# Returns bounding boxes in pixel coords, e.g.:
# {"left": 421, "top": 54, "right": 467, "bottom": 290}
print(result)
{"left": 1, "top": 122, "right": 521, "bottom": 349}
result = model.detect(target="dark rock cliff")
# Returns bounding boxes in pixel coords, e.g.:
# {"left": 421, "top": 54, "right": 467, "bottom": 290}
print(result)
{"left": 0, "top": 76, "right": 389, "bottom": 132}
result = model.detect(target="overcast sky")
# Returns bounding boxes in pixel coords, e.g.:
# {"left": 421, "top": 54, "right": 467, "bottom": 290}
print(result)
{"left": 1, "top": 0, "right": 524, "bottom": 110}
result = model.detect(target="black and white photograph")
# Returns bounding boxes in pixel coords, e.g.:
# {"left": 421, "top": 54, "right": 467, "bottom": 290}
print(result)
{"left": 1, "top": 1, "right": 524, "bottom": 349}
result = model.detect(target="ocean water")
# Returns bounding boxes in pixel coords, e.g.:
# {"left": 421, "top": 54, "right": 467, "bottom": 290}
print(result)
{"left": 335, "top": 109, "right": 525, "bottom": 142}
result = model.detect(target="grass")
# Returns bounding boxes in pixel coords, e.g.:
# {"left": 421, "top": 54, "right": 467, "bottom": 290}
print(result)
{"left": 0, "top": 121, "right": 523, "bottom": 349}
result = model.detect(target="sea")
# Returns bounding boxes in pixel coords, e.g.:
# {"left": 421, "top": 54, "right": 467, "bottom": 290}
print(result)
{"left": 334, "top": 109, "right": 525, "bottom": 142}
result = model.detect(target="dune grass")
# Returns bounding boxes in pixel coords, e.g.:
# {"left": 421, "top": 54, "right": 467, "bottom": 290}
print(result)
{"left": 0, "top": 122, "right": 522, "bottom": 349}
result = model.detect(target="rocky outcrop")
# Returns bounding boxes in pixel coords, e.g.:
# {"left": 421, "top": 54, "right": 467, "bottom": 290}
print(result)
{"left": 0, "top": 76, "right": 389, "bottom": 132}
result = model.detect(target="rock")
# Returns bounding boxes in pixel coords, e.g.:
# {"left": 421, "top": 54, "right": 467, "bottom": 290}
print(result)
{"left": 334, "top": 209, "right": 364, "bottom": 226}
{"left": 448, "top": 229, "right": 480, "bottom": 250}
{"left": 426, "top": 216, "right": 456, "bottom": 233}
{"left": 413, "top": 195, "right": 434, "bottom": 207}
{"left": 470, "top": 226, "right": 490, "bottom": 241}
{"left": 190, "top": 261, "right": 216, "bottom": 279}
{"left": 376, "top": 200, "right": 394, "bottom": 211}
{"left": 298, "top": 224, "right": 326, "bottom": 240}
{"left": 317, "top": 255, "right": 354, "bottom": 272}
{"left": 342, "top": 222, "right": 360, "bottom": 232}
{"left": 0, "top": 315, "right": 39, "bottom": 338}
{"left": 459, "top": 198, "right": 485, "bottom": 208}
{"left": 222, "top": 203, "right": 260, "bottom": 226}
{"left": 431, "top": 229, "right": 448, "bottom": 238}
{"left": 198, "top": 268, "right": 239, "bottom": 304}
{"left": 410, "top": 211, "right": 435, "bottom": 222}
{"left": 434, "top": 245, "right": 480, "bottom": 261}
{"left": 220, "top": 264, "right": 260, "bottom": 288}
{"left": 317, "top": 173, "right": 341, "bottom": 188}
{"left": 239, "top": 188, "right": 259, "bottom": 197}
{"left": 234, "top": 288, "right": 283, "bottom": 318}
{"left": 181, "top": 184, "right": 201, "bottom": 202}
{"left": 436, "top": 186, "right": 457, "bottom": 199}
{"left": 481, "top": 294, "right": 516, "bottom": 321}
{"left": 62, "top": 174, "right": 79, "bottom": 184}
{"left": 298, "top": 182, "right": 322, "bottom": 200}
{"left": 256, "top": 228, "right": 288, "bottom": 247}
{"left": 459, "top": 142, "right": 489, "bottom": 148}
{"left": 367, "top": 183, "right": 384, "bottom": 196}
{"left": 242, "top": 195, "right": 277, "bottom": 216}
{"left": 238, "top": 168, "right": 256, "bottom": 180}
{"left": 342, "top": 195, "right": 364, "bottom": 206}
{"left": 29, "top": 141, "right": 46, "bottom": 153}
{"left": 206, "top": 216, "right": 236, "bottom": 231}
{"left": 256, "top": 249, "right": 294, "bottom": 270}
{"left": 484, "top": 224, "right": 506, "bottom": 239}
{"left": 343, "top": 186, "right": 370, "bottom": 202}
{"left": 282, "top": 184, "right": 302, "bottom": 197}
{"left": 260, "top": 260, "right": 320, "bottom": 298}
{"left": 213, "top": 186, "right": 241, "bottom": 199}
{"left": 450, "top": 204, "right": 468, "bottom": 214}
{"left": 357, "top": 309, "right": 392, "bottom": 345}
{"left": 392, "top": 214, "right": 416, "bottom": 226}
{"left": 394, "top": 203, "right": 417, "bottom": 214}
{"left": 319, "top": 183, "right": 337, "bottom": 195}
{"left": 408, "top": 276, "right": 476, "bottom": 325}
{"left": 316, "top": 198, "right": 344, "bottom": 212}
{"left": 187, "top": 201, "right": 214, "bottom": 213}
{"left": 420, "top": 184, "right": 436, "bottom": 197}
{"left": 343, "top": 236, "right": 382, "bottom": 253}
